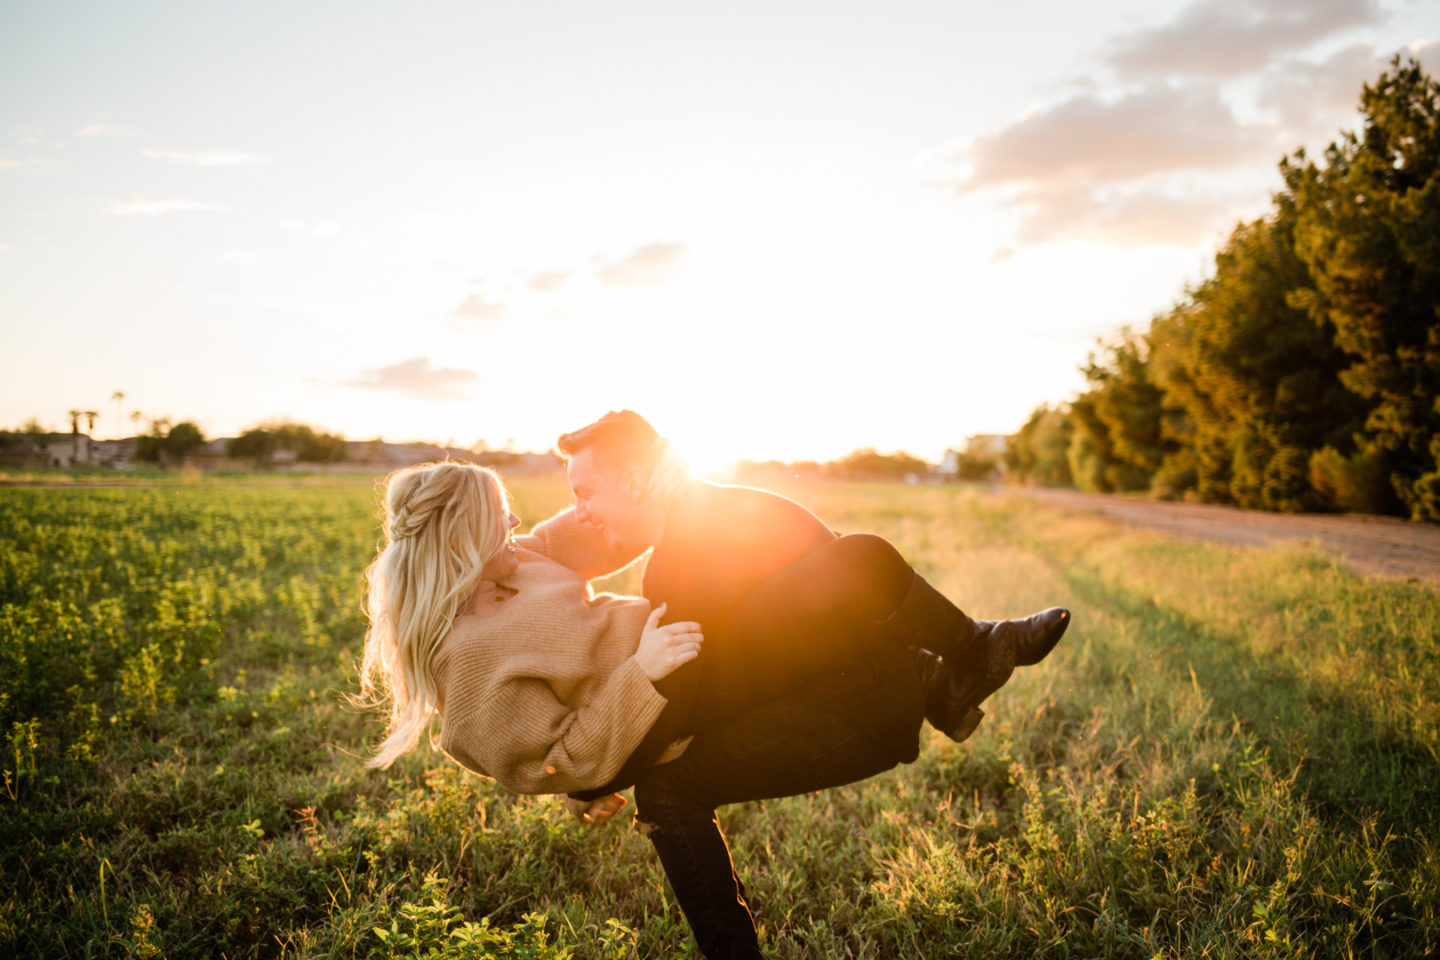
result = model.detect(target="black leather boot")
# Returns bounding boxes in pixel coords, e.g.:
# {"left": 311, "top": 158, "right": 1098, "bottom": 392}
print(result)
{"left": 910, "top": 647, "right": 988, "bottom": 743}
{"left": 909, "top": 632, "right": 1013, "bottom": 743}
{"left": 880, "top": 572, "right": 984, "bottom": 662}
{"left": 881, "top": 573, "right": 1070, "bottom": 669}
{"left": 904, "top": 607, "right": 1072, "bottom": 743}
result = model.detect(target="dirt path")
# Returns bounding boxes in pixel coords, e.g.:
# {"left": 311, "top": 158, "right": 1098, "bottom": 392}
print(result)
{"left": 1016, "top": 488, "right": 1440, "bottom": 587}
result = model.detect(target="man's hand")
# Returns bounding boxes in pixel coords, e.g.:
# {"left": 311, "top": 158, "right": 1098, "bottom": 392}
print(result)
{"left": 565, "top": 792, "right": 628, "bottom": 824}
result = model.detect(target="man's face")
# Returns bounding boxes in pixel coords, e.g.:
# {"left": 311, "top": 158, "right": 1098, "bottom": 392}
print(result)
{"left": 567, "top": 447, "right": 652, "bottom": 550}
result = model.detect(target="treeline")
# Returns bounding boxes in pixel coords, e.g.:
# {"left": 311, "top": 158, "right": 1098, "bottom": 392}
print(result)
{"left": 735, "top": 448, "right": 932, "bottom": 482}
{"left": 228, "top": 421, "right": 348, "bottom": 464}
{"left": 1007, "top": 58, "right": 1440, "bottom": 521}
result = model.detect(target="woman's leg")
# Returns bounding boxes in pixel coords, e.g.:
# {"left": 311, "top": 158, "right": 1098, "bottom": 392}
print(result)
{"left": 572, "top": 535, "right": 919, "bottom": 801}
{"left": 573, "top": 533, "right": 1067, "bottom": 799}
{"left": 686, "top": 534, "right": 961, "bottom": 729}
{"left": 688, "top": 532, "right": 1068, "bottom": 737}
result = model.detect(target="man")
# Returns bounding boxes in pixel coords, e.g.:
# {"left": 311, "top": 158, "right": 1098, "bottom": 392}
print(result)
{"left": 557, "top": 411, "right": 1068, "bottom": 958}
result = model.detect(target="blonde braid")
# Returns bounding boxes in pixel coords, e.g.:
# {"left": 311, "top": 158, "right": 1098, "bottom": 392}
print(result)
{"left": 357, "top": 461, "right": 509, "bottom": 768}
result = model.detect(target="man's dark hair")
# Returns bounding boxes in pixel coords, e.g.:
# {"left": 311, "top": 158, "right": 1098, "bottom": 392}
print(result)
{"left": 556, "top": 410, "right": 663, "bottom": 472}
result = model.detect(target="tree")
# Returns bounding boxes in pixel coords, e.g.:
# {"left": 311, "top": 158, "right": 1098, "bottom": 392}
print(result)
{"left": 1077, "top": 329, "right": 1176, "bottom": 490}
{"left": 111, "top": 391, "right": 125, "bottom": 440}
{"left": 1150, "top": 197, "right": 1371, "bottom": 512}
{"left": 824, "top": 448, "right": 929, "bottom": 481}
{"left": 227, "top": 421, "right": 348, "bottom": 466}
{"left": 1285, "top": 56, "right": 1440, "bottom": 519}
{"left": 1005, "top": 405, "right": 1074, "bottom": 487}
{"left": 67, "top": 409, "right": 82, "bottom": 464}
{"left": 164, "top": 422, "right": 205, "bottom": 461}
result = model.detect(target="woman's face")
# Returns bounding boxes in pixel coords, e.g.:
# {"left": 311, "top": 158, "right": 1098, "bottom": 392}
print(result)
{"left": 479, "top": 509, "right": 521, "bottom": 582}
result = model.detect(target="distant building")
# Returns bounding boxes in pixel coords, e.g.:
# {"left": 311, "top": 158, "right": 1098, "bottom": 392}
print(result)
{"left": 935, "top": 434, "right": 1009, "bottom": 481}
{"left": 89, "top": 437, "right": 135, "bottom": 467}
{"left": 0, "top": 432, "right": 91, "bottom": 467}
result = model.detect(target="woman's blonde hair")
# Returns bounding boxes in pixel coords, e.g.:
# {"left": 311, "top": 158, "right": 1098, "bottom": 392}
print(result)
{"left": 357, "top": 461, "right": 510, "bottom": 768}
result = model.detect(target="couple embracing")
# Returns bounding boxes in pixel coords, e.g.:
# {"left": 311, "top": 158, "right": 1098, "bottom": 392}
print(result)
{"left": 358, "top": 410, "right": 1069, "bottom": 959}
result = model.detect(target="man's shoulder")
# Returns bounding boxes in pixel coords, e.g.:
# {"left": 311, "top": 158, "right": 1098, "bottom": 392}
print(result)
{"left": 669, "top": 479, "right": 830, "bottom": 542}
{"left": 680, "top": 479, "right": 819, "bottom": 519}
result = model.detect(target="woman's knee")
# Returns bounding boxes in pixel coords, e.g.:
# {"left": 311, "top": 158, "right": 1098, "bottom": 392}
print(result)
{"left": 833, "top": 533, "right": 903, "bottom": 568}
{"left": 830, "top": 534, "right": 911, "bottom": 598}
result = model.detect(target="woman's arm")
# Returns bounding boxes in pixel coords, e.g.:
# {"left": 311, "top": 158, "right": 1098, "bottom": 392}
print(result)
{"left": 517, "top": 507, "right": 649, "bottom": 581}
{"left": 440, "top": 656, "right": 667, "bottom": 795}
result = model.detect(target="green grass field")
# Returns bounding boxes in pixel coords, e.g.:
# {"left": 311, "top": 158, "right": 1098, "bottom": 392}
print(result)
{"left": 2, "top": 479, "right": 1437, "bottom": 958}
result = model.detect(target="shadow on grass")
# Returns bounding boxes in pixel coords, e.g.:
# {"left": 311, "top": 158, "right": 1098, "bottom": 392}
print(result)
{"left": 1055, "top": 562, "right": 1440, "bottom": 839}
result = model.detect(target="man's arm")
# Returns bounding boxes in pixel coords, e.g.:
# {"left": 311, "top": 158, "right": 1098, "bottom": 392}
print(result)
{"left": 519, "top": 507, "right": 649, "bottom": 581}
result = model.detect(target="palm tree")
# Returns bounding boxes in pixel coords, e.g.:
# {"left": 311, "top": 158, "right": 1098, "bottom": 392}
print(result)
{"left": 81, "top": 411, "right": 99, "bottom": 465}
{"left": 67, "top": 409, "right": 82, "bottom": 464}
{"left": 111, "top": 391, "right": 126, "bottom": 439}
{"left": 129, "top": 410, "right": 144, "bottom": 438}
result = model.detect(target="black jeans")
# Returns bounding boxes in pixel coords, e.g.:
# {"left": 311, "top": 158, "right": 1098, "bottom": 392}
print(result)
{"left": 626, "top": 534, "right": 926, "bottom": 958}
{"left": 575, "top": 534, "right": 919, "bottom": 802}
{"left": 632, "top": 665, "right": 919, "bottom": 959}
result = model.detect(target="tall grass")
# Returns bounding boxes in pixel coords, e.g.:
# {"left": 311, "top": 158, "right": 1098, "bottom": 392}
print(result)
{"left": 1, "top": 480, "right": 1435, "bottom": 958}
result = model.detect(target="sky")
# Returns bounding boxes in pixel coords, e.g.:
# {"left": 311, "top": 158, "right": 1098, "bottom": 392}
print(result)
{"left": 3, "top": 0, "right": 1438, "bottom": 468}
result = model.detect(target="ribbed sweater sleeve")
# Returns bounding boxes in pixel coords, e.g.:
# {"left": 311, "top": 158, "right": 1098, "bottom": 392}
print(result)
{"left": 519, "top": 508, "right": 648, "bottom": 581}
{"left": 433, "top": 551, "right": 662, "bottom": 795}
{"left": 441, "top": 656, "right": 666, "bottom": 795}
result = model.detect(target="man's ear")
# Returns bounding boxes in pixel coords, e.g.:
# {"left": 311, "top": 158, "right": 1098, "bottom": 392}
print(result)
{"left": 623, "top": 466, "right": 646, "bottom": 502}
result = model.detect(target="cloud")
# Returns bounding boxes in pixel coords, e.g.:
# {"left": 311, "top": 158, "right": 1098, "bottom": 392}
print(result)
{"left": 1261, "top": 41, "right": 1440, "bottom": 143}
{"left": 957, "top": 84, "right": 1271, "bottom": 192}
{"left": 1013, "top": 183, "right": 1261, "bottom": 246}
{"left": 78, "top": 123, "right": 143, "bottom": 138}
{"left": 284, "top": 219, "right": 341, "bottom": 236}
{"left": 1105, "top": 0, "right": 1385, "bottom": 79}
{"left": 0, "top": 159, "right": 19, "bottom": 171}
{"left": 946, "top": 83, "right": 1284, "bottom": 245}
{"left": 142, "top": 148, "right": 271, "bottom": 167}
{"left": 108, "top": 197, "right": 233, "bottom": 216}
{"left": 595, "top": 242, "right": 688, "bottom": 288}
{"left": 451, "top": 292, "right": 509, "bottom": 321}
{"left": 342, "top": 357, "right": 481, "bottom": 400}
{"left": 528, "top": 269, "right": 571, "bottom": 292}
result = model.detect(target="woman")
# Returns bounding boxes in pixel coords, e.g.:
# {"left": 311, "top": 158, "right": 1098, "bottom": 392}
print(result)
{"left": 357, "top": 460, "right": 1066, "bottom": 798}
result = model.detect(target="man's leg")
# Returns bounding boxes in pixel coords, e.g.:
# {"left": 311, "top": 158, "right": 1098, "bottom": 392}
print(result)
{"left": 633, "top": 670, "right": 919, "bottom": 959}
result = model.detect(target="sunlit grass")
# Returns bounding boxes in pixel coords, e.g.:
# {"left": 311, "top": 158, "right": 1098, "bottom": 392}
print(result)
{"left": 2, "top": 479, "right": 1436, "bottom": 957}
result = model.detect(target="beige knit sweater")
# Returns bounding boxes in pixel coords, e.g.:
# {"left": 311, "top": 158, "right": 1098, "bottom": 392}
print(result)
{"left": 432, "top": 509, "right": 664, "bottom": 795}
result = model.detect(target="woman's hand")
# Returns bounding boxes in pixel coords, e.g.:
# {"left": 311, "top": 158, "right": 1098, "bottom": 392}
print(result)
{"left": 566, "top": 792, "right": 627, "bottom": 824}
{"left": 634, "top": 603, "right": 704, "bottom": 681}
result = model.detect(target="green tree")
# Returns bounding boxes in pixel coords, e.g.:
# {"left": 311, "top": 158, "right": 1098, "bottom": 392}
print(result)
{"left": 1078, "top": 329, "right": 1175, "bottom": 489}
{"left": 133, "top": 418, "right": 171, "bottom": 463}
{"left": 164, "top": 421, "right": 205, "bottom": 461}
{"left": 1285, "top": 56, "right": 1440, "bottom": 519}
{"left": 227, "top": 421, "right": 348, "bottom": 466}
{"left": 1005, "top": 405, "right": 1074, "bottom": 487}
{"left": 111, "top": 390, "right": 126, "bottom": 440}
{"left": 825, "top": 448, "right": 929, "bottom": 480}
{"left": 1158, "top": 197, "right": 1370, "bottom": 512}
{"left": 67, "top": 409, "right": 82, "bottom": 463}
